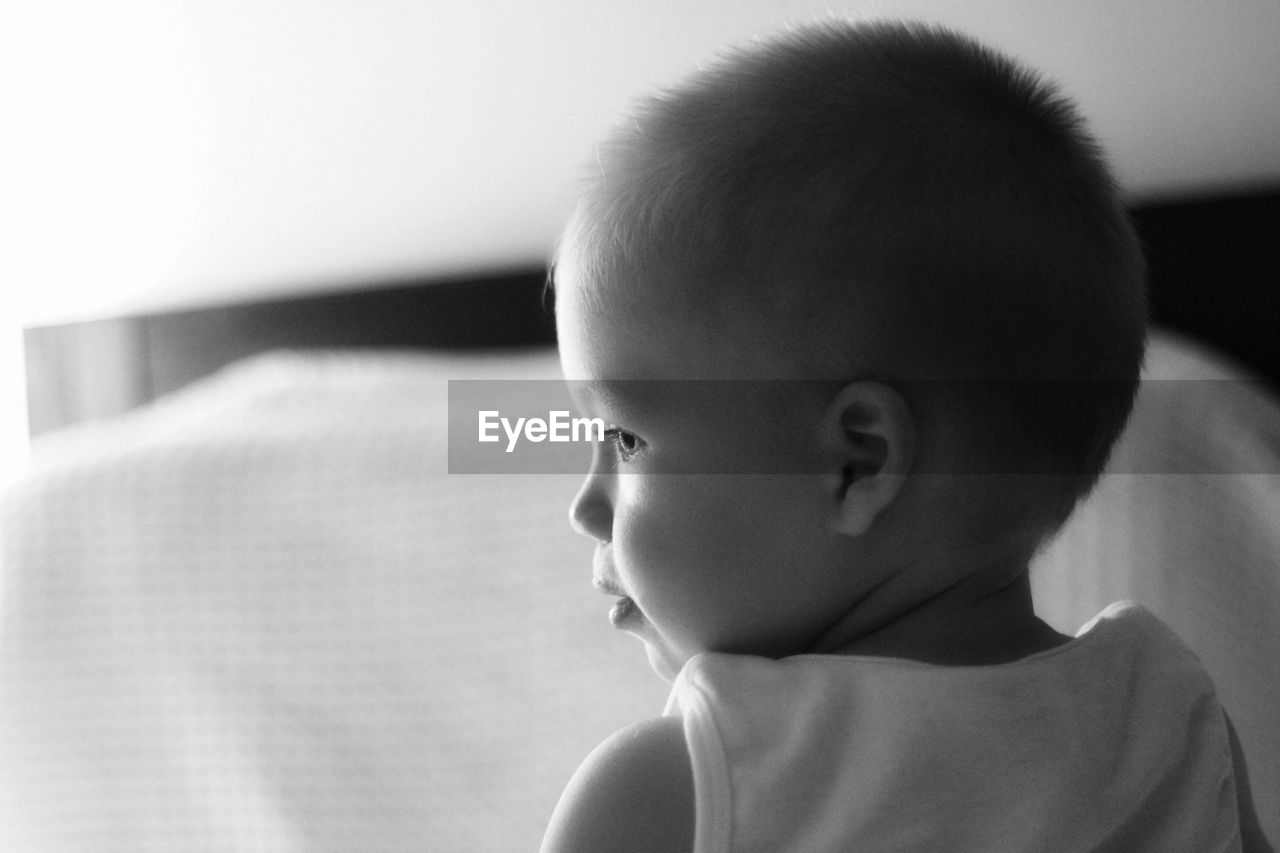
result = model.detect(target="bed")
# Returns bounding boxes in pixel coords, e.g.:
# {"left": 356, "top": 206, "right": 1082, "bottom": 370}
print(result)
{"left": 3, "top": 187, "right": 1278, "bottom": 849}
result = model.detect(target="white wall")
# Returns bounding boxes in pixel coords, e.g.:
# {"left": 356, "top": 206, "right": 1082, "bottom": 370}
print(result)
{"left": 4, "top": 0, "right": 1280, "bottom": 327}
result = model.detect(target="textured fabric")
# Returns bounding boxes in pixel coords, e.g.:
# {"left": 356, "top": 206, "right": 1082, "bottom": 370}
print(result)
{"left": 664, "top": 603, "right": 1242, "bottom": 853}
{"left": 1, "top": 330, "right": 1275, "bottom": 849}
{"left": 0, "top": 349, "right": 668, "bottom": 853}
{"left": 1033, "top": 330, "right": 1280, "bottom": 842}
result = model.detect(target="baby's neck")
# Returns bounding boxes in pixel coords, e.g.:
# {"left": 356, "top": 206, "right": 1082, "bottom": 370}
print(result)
{"left": 820, "top": 571, "right": 1071, "bottom": 666}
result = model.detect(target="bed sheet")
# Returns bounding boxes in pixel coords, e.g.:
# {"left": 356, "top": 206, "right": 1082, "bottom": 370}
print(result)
{"left": 2, "top": 331, "right": 1276, "bottom": 849}
{"left": 1, "top": 348, "right": 668, "bottom": 852}
{"left": 1034, "top": 330, "right": 1280, "bottom": 838}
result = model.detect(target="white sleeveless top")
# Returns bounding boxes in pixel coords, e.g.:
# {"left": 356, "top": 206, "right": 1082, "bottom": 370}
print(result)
{"left": 663, "top": 602, "right": 1241, "bottom": 852}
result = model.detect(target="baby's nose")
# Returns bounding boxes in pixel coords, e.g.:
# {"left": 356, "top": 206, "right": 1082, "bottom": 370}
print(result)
{"left": 568, "top": 472, "right": 612, "bottom": 542}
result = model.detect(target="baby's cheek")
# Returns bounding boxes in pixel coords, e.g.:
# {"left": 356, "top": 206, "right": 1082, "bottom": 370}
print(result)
{"left": 618, "top": 511, "right": 705, "bottom": 609}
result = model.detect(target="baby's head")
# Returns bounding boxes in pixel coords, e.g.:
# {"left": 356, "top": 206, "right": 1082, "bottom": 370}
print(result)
{"left": 556, "top": 19, "right": 1147, "bottom": 679}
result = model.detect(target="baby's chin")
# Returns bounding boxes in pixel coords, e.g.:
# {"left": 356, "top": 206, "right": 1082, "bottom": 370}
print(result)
{"left": 643, "top": 640, "right": 689, "bottom": 684}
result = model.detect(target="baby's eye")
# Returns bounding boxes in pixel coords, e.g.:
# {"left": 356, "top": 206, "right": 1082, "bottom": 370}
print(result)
{"left": 604, "top": 427, "right": 644, "bottom": 462}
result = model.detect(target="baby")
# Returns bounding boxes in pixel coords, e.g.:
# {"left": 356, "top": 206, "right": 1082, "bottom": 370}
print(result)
{"left": 541, "top": 18, "right": 1270, "bottom": 852}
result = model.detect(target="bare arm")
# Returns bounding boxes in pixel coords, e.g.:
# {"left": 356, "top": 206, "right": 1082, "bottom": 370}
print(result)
{"left": 540, "top": 716, "right": 695, "bottom": 853}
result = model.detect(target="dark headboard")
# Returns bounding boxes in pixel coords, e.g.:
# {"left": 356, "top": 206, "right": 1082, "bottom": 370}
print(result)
{"left": 1132, "top": 188, "right": 1280, "bottom": 386}
{"left": 23, "top": 269, "right": 556, "bottom": 436}
{"left": 24, "top": 187, "right": 1280, "bottom": 437}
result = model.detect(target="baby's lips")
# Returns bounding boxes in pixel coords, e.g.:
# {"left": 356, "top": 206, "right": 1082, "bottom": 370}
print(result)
{"left": 592, "top": 574, "right": 628, "bottom": 598}
{"left": 592, "top": 547, "right": 627, "bottom": 597}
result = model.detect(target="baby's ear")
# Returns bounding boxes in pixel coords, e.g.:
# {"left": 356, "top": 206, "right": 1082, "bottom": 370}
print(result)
{"left": 822, "top": 381, "right": 915, "bottom": 537}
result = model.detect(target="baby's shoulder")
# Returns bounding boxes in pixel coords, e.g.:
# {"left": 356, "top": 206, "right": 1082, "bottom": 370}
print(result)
{"left": 540, "top": 716, "right": 693, "bottom": 853}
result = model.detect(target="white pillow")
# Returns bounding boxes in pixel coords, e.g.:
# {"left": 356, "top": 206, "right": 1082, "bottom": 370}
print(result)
{"left": 1, "top": 347, "right": 667, "bottom": 852}
{"left": 1034, "top": 328, "right": 1280, "bottom": 841}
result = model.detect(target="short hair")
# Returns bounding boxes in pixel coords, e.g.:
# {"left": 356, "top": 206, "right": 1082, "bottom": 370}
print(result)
{"left": 556, "top": 18, "right": 1148, "bottom": 536}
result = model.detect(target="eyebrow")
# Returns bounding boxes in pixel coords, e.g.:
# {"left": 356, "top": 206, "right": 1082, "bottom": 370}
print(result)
{"left": 567, "top": 379, "right": 667, "bottom": 425}
{"left": 567, "top": 379, "right": 628, "bottom": 416}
